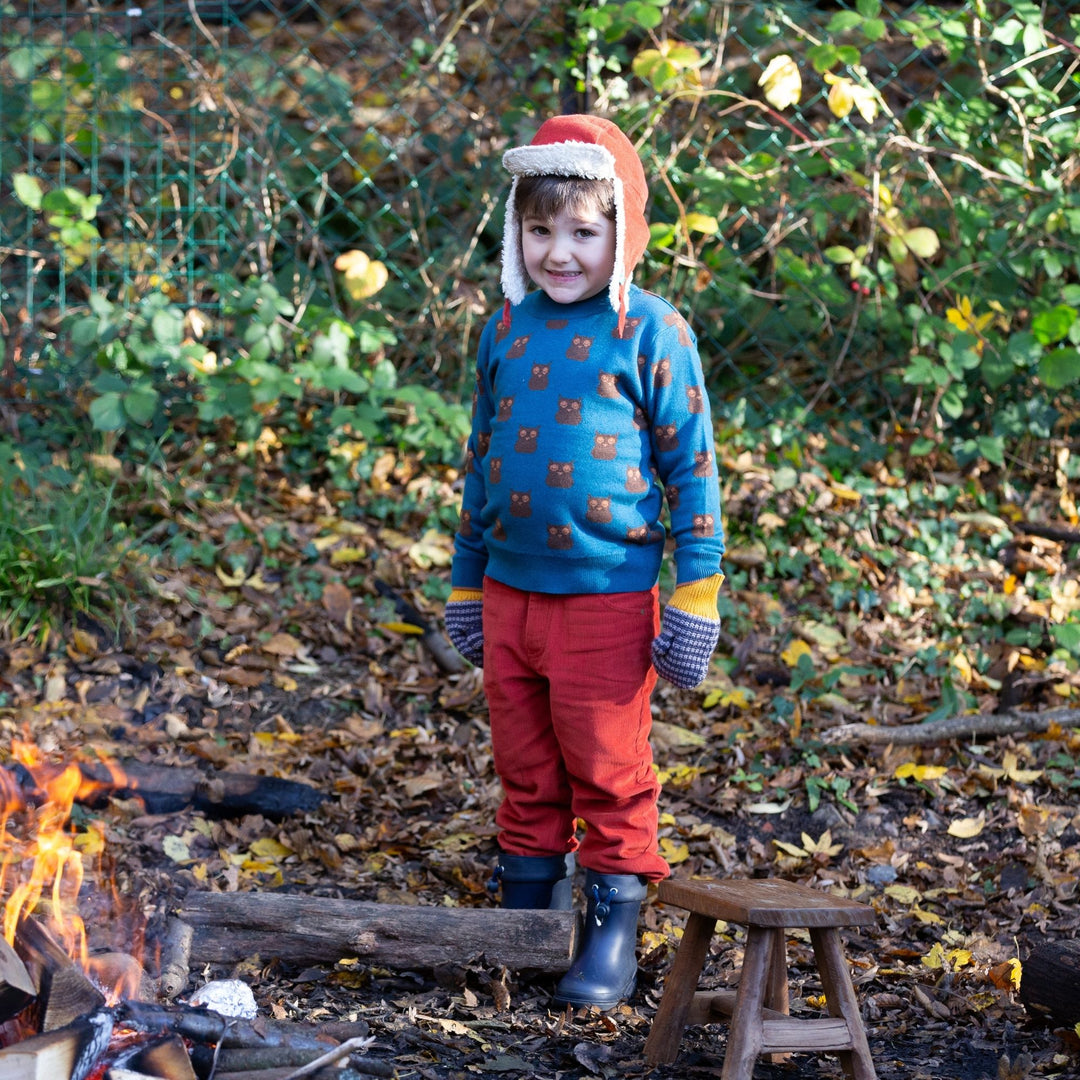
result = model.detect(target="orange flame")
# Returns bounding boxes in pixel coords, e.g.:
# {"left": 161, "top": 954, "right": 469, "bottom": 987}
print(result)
{"left": 1, "top": 740, "right": 90, "bottom": 965}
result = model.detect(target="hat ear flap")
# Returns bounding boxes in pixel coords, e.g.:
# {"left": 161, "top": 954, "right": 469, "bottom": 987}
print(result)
{"left": 500, "top": 176, "right": 529, "bottom": 306}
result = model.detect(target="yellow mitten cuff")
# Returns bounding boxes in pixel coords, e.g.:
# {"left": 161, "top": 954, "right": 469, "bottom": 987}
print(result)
{"left": 448, "top": 587, "right": 484, "bottom": 604}
{"left": 668, "top": 573, "right": 725, "bottom": 620}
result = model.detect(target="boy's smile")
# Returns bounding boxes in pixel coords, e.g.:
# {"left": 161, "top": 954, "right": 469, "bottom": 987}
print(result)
{"left": 521, "top": 207, "right": 617, "bottom": 305}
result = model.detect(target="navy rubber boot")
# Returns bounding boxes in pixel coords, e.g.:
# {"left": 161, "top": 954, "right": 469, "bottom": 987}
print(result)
{"left": 487, "top": 852, "right": 576, "bottom": 910}
{"left": 554, "top": 871, "right": 648, "bottom": 1009}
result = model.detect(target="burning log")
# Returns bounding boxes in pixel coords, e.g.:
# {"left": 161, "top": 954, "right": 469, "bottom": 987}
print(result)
{"left": 126, "top": 1034, "right": 197, "bottom": 1080}
{"left": 179, "top": 891, "right": 577, "bottom": 973}
{"left": 0, "top": 937, "right": 35, "bottom": 1023}
{"left": 0, "top": 1007, "right": 113, "bottom": 1080}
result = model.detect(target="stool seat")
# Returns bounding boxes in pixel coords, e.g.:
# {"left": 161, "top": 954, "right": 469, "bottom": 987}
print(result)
{"left": 645, "top": 877, "right": 877, "bottom": 1080}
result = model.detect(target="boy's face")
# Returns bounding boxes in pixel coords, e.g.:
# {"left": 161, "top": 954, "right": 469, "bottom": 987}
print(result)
{"left": 520, "top": 205, "right": 617, "bottom": 306}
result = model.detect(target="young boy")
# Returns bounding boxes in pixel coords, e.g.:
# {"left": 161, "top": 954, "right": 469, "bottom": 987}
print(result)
{"left": 445, "top": 114, "right": 725, "bottom": 1010}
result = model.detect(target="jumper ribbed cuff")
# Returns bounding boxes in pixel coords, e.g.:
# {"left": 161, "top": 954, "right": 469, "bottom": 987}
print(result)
{"left": 669, "top": 573, "right": 724, "bottom": 619}
{"left": 448, "top": 587, "right": 484, "bottom": 603}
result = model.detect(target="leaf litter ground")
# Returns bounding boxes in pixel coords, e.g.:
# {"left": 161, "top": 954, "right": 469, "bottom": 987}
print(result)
{"left": 2, "top": 453, "right": 1080, "bottom": 1080}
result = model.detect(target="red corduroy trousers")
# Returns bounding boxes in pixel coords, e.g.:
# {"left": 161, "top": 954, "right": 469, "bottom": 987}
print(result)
{"left": 482, "top": 576, "right": 670, "bottom": 881}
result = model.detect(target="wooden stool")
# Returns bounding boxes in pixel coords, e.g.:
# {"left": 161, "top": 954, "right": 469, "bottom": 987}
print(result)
{"left": 644, "top": 878, "right": 877, "bottom": 1080}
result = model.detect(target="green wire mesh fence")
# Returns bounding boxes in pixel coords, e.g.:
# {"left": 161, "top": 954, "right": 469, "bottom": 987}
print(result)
{"left": 2, "top": 1, "right": 1078, "bottom": 438}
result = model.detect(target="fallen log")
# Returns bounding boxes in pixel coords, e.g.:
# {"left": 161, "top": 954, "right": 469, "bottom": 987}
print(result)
{"left": 179, "top": 892, "right": 577, "bottom": 973}
{"left": 4, "top": 759, "right": 326, "bottom": 819}
{"left": 821, "top": 706, "right": 1080, "bottom": 746}
{"left": 1019, "top": 939, "right": 1080, "bottom": 1027}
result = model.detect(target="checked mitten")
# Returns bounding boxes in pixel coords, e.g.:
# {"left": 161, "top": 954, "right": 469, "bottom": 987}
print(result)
{"left": 445, "top": 588, "right": 485, "bottom": 667}
{"left": 651, "top": 575, "right": 724, "bottom": 689}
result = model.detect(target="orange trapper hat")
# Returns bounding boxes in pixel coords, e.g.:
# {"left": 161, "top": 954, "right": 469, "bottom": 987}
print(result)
{"left": 500, "top": 114, "right": 650, "bottom": 335}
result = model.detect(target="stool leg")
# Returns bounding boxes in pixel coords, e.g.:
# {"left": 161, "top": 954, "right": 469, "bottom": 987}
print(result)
{"left": 763, "top": 928, "right": 791, "bottom": 1064}
{"left": 720, "top": 925, "right": 771, "bottom": 1080}
{"left": 809, "top": 927, "right": 877, "bottom": 1080}
{"left": 644, "top": 912, "right": 716, "bottom": 1066}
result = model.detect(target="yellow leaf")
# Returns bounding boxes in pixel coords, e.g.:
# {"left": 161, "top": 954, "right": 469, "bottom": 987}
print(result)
{"left": 330, "top": 546, "right": 367, "bottom": 565}
{"left": 701, "top": 686, "right": 752, "bottom": 709}
{"left": 1002, "top": 751, "right": 1042, "bottom": 784}
{"left": 334, "top": 249, "right": 389, "bottom": 300}
{"left": 249, "top": 837, "right": 292, "bottom": 860}
{"left": 684, "top": 212, "right": 719, "bottom": 235}
{"left": 758, "top": 55, "right": 801, "bottom": 110}
{"left": 773, "top": 838, "right": 809, "bottom": 858}
{"left": 913, "top": 906, "right": 943, "bottom": 924}
{"left": 885, "top": 884, "right": 921, "bottom": 905}
{"left": 75, "top": 826, "right": 106, "bottom": 856}
{"left": 659, "top": 837, "right": 690, "bottom": 864}
{"left": 409, "top": 529, "right": 454, "bottom": 569}
{"left": 947, "top": 813, "right": 986, "bottom": 838}
{"left": 379, "top": 621, "right": 426, "bottom": 636}
{"left": 826, "top": 74, "right": 855, "bottom": 118}
{"left": 216, "top": 565, "right": 247, "bottom": 588}
{"left": 894, "top": 762, "right": 948, "bottom": 781}
{"left": 781, "top": 638, "right": 812, "bottom": 666}
{"left": 922, "top": 943, "right": 947, "bottom": 969}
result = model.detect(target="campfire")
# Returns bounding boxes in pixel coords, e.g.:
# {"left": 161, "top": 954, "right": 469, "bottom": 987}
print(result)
{"left": 0, "top": 741, "right": 371, "bottom": 1080}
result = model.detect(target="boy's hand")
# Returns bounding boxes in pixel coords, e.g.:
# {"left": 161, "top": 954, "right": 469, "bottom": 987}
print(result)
{"left": 651, "top": 607, "right": 720, "bottom": 688}
{"left": 445, "top": 589, "right": 484, "bottom": 667}
{"left": 651, "top": 574, "right": 723, "bottom": 689}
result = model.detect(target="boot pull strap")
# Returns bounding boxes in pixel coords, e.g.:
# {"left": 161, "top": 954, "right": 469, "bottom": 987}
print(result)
{"left": 486, "top": 864, "right": 504, "bottom": 895}
{"left": 592, "top": 883, "right": 620, "bottom": 924}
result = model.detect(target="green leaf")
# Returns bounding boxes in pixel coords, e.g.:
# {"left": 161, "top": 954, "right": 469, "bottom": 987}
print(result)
{"left": 826, "top": 11, "right": 863, "bottom": 33}
{"left": 123, "top": 385, "right": 160, "bottom": 425}
{"left": 1031, "top": 305, "right": 1077, "bottom": 345}
{"left": 89, "top": 392, "right": 126, "bottom": 431}
{"left": 1050, "top": 623, "right": 1080, "bottom": 653}
{"left": 902, "top": 227, "right": 941, "bottom": 258}
{"left": 824, "top": 245, "right": 856, "bottom": 264}
{"left": 1038, "top": 347, "right": 1080, "bottom": 389}
{"left": 13, "top": 173, "right": 44, "bottom": 210}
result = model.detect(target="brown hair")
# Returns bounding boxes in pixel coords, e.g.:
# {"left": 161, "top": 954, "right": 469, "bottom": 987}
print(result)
{"left": 514, "top": 175, "right": 616, "bottom": 223}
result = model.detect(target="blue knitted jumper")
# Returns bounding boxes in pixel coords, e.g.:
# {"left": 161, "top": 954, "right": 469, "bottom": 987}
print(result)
{"left": 452, "top": 285, "right": 724, "bottom": 595}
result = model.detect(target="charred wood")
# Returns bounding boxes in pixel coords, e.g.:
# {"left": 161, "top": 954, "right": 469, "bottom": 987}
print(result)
{"left": 1019, "top": 939, "right": 1080, "bottom": 1027}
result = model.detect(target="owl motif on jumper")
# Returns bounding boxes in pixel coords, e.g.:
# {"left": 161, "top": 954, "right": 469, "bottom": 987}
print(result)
{"left": 506, "top": 335, "right": 530, "bottom": 359}
{"left": 529, "top": 363, "right": 550, "bottom": 390}
{"left": 489, "top": 457, "right": 502, "bottom": 484}
{"left": 547, "top": 461, "right": 575, "bottom": 488}
{"left": 586, "top": 496, "right": 613, "bottom": 524}
{"left": 547, "top": 524, "right": 573, "bottom": 550}
{"left": 625, "top": 467, "right": 650, "bottom": 494}
{"left": 477, "top": 431, "right": 491, "bottom": 457}
{"left": 458, "top": 509, "right": 473, "bottom": 537}
{"left": 497, "top": 396, "right": 515, "bottom": 421}
{"left": 632, "top": 406, "right": 648, "bottom": 431}
{"left": 516, "top": 426, "right": 539, "bottom": 452}
{"left": 510, "top": 491, "right": 532, "bottom": 517}
{"left": 655, "top": 424, "right": 679, "bottom": 452}
{"left": 612, "top": 316, "right": 642, "bottom": 341}
{"left": 495, "top": 319, "right": 511, "bottom": 343}
{"left": 652, "top": 357, "right": 673, "bottom": 388}
{"left": 556, "top": 397, "right": 582, "bottom": 425}
{"left": 693, "top": 450, "right": 714, "bottom": 477}
{"left": 666, "top": 484, "right": 680, "bottom": 511}
{"left": 546, "top": 319, "right": 568, "bottom": 330}
{"left": 567, "top": 335, "right": 594, "bottom": 361}
{"left": 493, "top": 518, "right": 507, "bottom": 542}
{"left": 597, "top": 371, "right": 620, "bottom": 398}
{"left": 692, "top": 513, "right": 715, "bottom": 538}
{"left": 665, "top": 312, "right": 692, "bottom": 346}
{"left": 626, "top": 525, "right": 649, "bottom": 544}
{"left": 592, "top": 433, "right": 617, "bottom": 460}
{"left": 686, "top": 385, "right": 705, "bottom": 414}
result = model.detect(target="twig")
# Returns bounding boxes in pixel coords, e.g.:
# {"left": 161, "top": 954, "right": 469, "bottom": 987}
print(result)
{"left": 822, "top": 706, "right": 1080, "bottom": 746}
{"left": 278, "top": 1035, "right": 377, "bottom": 1080}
